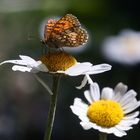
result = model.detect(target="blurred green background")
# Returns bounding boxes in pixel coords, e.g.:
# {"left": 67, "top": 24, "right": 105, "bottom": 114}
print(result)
{"left": 0, "top": 0, "right": 140, "bottom": 140}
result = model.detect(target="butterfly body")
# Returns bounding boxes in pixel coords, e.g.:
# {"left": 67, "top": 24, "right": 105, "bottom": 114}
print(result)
{"left": 43, "top": 14, "right": 88, "bottom": 48}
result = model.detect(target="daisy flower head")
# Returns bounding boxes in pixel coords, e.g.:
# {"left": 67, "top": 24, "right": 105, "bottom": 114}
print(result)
{"left": 70, "top": 82, "right": 140, "bottom": 137}
{"left": 0, "top": 52, "right": 111, "bottom": 77}
{"left": 102, "top": 29, "right": 140, "bottom": 65}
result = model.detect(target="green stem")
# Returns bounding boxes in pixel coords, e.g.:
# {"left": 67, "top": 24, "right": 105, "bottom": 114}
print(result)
{"left": 43, "top": 75, "right": 61, "bottom": 140}
{"left": 99, "top": 132, "right": 107, "bottom": 140}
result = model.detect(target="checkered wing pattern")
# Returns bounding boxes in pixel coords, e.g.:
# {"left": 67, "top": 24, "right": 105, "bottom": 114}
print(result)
{"left": 44, "top": 14, "right": 88, "bottom": 48}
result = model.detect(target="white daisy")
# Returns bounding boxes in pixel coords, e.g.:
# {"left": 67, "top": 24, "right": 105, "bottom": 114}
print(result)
{"left": 102, "top": 29, "right": 140, "bottom": 65}
{"left": 0, "top": 52, "right": 111, "bottom": 77}
{"left": 70, "top": 82, "right": 140, "bottom": 137}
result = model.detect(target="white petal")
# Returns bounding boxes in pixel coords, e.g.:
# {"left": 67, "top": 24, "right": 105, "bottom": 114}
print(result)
{"left": 84, "top": 83, "right": 100, "bottom": 102}
{"left": 90, "top": 83, "right": 100, "bottom": 101}
{"left": 113, "top": 83, "right": 128, "bottom": 102}
{"left": 101, "top": 87, "right": 114, "bottom": 100}
{"left": 124, "top": 111, "right": 139, "bottom": 120}
{"left": 12, "top": 65, "right": 33, "bottom": 72}
{"left": 0, "top": 55, "right": 37, "bottom": 66}
{"left": 19, "top": 55, "right": 37, "bottom": 62}
{"left": 122, "top": 99, "right": 137, "bottom": 110}
{"left": 76, "top": 75, "right": 88, "bottom": 89}
{"left": 76, "top": 75, "right": 94, "bottom": 89}
{"left": 86, "top": 75, "right": 94, "bottom": 85}
{"left": 115, "top": 124, "right": 132, "bottom": 131}
{"left": 0, "top": 59, "right": 29, "bottom": 66}
{"left": 83, "top": 64, "right": 112, "bottom": 75}
{"left": 65, "top": 62, "right": 93, "bottom": 76}
{"left": 119, "top": 118, "right": 140, "bottom": 127}
{"left": 89, "top": 123, "right": 127, "bottom": 137}
{"left": 121, "top": 98, "right": 136, "bottom": 109}
{"left": 114, "top": 82, "right": 128, "bottom": 95}
{"left": 81, "top": 117, "right": 125, "bottom": 135}
{"left": 80, "top": 121, "right": 127, "bottom": 137}
{"left": 73, "top": 98, "right": 88, "bottom": 109}
{"left": 70, "top": 98, "right": 88, "bottom": 117}
{"left": 80, "top": 122, "right": 93, "bottom": 130}
{"left": 84, "top": 90, "right": 93, "bottom": 103}
{"left": 0, "top": 55, "right": 49, "bottom": 73}
{"left": 70, "top": 106, "right": 87, "bottom": 117}
{"left": 79, "top": 116, "right": 89, "bottom": 122}
{"left": 33, "top": 61, "right": 48, "bottom": 72}
{"left": 124, "top": 101, "right": 140, "bottom": 114}
{"left": 119, "top": 90, "right": 137, "bottom": 105}
{"left": 90, "top": 124, "right": 118, "bottom": 135}
{"left": 90, "top": 124, "right": 114, "bottom": 134}
{"left": 113, "top": 128, "right": 127, "bottom": 137}
{"left": 100, "top": 127, "right": 126, "bottom": 137}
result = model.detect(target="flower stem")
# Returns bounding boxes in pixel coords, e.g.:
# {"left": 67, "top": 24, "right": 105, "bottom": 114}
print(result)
{"left": 99, "top": 132, "right": 107, "bottom": 140}
{"left": 43, "top": 75, "right": 61, "bottom": 140}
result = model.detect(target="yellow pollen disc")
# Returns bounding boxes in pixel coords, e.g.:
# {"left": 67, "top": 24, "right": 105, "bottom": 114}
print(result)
{"left": 40, "top": 52, "right": 77, "bottom": 72}
{"left": 87, "top": 100, "right": 124, "bottom": 127}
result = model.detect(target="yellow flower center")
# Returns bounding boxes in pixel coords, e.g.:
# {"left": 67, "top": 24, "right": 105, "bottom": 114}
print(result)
{"left": 40, "top": 52, "right": 77, "bottom": 72}
{"left": 87, "top": 100, "right": 124, "bottom": 127}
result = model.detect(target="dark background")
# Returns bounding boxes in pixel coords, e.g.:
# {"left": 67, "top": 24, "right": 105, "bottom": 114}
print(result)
{"left": 0, "top": 0, "right": 140, "bottom": 140}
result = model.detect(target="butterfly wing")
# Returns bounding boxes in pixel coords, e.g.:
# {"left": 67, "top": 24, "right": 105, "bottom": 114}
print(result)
{"left": 44, "top": 19, "right": 57, "bottom": 41}
{"left": 45, "top": 14, "right": 88, "bottom": 48}
{"left": 57, "top": 27, "right": 88, "bottom": 47}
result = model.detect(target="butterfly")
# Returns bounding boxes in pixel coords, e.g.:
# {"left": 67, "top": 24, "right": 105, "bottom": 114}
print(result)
{"left": 42, "top": 14, "right": 88, "bottom": 48}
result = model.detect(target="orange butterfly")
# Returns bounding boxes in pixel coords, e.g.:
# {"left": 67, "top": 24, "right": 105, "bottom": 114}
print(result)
{"left": 43, "top": 14, "right": 88, "bottom": 48}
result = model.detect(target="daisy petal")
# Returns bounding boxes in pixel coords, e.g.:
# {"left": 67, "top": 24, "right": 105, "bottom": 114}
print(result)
{"left": 122, "top": 99, "right": 137, "bottom": 110}
{"left": 90, "top": 83, "right": 100, "bottom": 101}
{"left": 65, "top": 62, "right": 93, "bottom": 76}
{"left": 80, "top": 122, "right": 93, "bottom": 130}
{"left": 84, "top": 64, "right": 112, "bottom": 75}
{"left": 86, "top": 75, "right": 94, "bottom": 85}
{"left": 19, "top": 55, "right": 37, "bottom": 62}
{"left": 100, "top": 127, "right": 126, "bottom": 137}
{"left": 113, "top": 128, "right": 127, "bottom": 137}
{"left": 28, "top": 63, "right": 48, "bottom": 73}
{"left": 70, "top": 106, "right": 87, "bottom": 118}
{"left": 12, "top": 65, "right": 32, "bottom": 72}
{"left": 91, "top": 124, "right": 114, "bottom": 134}
{"left": 124, "top": 101, "right": 140, "bottom": 114}
{"left": 79, "top": 116, "right": 89, "bottom": 122}
{"left": 119, "top": 118, "right": 140, "bottom": 127}
{"left": 76, "top": 75, "right": 94, "bottom": 89}
{"left": 114, "top": 82, "right": 128, "bottom": 95}
{"left": 83, "top": 83, "right": 100, "bottom": 102}
{"left": 115, "top": 124, "right": 132, "bottom": 131}
{"left": 90, "top": 124, "right": 126, "bottom": 137}
{"left": 73, "top": 98, "right": 88, "bottom": 110}
{"left": 119, "top": 90, "right": 137, "bottom": 105}
{"left": 124, "top": 111, "right": 139, "bottom": 120}
{"left": 113, "top": 83, "right": 128, "bottom": 102}
{"left": 0, "top": 59, "right": 29, "bottom": 66}
{"left": 84, "top": 90, "right": 93, "bottom": 103}
{"left": 70, "top": 98, "right": 88, "bottom": 116}
{"left": 37, "top": 61, "right": 49, "bottom": 72}
{"left": 101, "top": 87, "right": 114, "bottom": 100}
{"left": 76, "top": 75, "right": 88, "bottom": 89}
{"left": 0, "top": 55, "right": 37, "bottom": 66}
